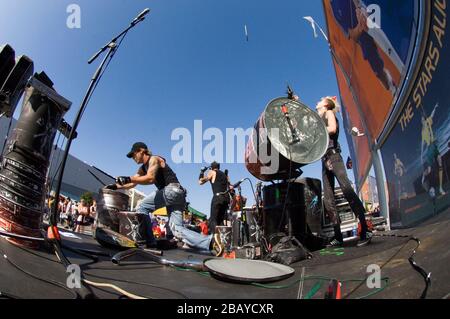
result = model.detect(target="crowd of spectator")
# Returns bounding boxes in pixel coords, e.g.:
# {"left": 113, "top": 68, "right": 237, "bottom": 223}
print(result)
{"left": 45, "top": 193, "right": 97, "bottom": 233}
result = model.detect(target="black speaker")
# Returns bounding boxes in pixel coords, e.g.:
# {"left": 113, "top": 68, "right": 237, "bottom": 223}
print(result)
{"left": 296, "top": 178, "right": 323, "bottom": 234}
{"left": 5, "top": 76, "right": 70, "bottom": 165}
{"left": 0, "top": 55, "right": 34, "bottom": 117}
{"left": 0, "top": 44, "right": 16, "bottom": 88}
{"left": 0, "top": 75, "right": 71, "bottom": 248}
{"left": 262, "top": 182, "right": 307, "bottom": 242}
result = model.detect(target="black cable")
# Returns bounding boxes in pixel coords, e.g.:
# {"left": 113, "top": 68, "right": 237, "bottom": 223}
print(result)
{"left": 48, "top": 133, "right": 66, "bottom": 193}
{"left": 3, "top": 239, "right": 156, "bottom": 299}
{"left": 343, "top": 235, "right": 410, "bottom": 299}
{"left": 243, "top": 178, "right": 258, "bottom": 205}
{"left": 0, "top": 230, "right": 45, "bottom": 242}
{"left": 60, "top": 243, "right": 99, "bottom": 264}
{"left": 243, "top": 177, "right": 268, "bottom": 251}
{"left": 343, "top": 235, "right": 431, "bottom": 299}
{"left": 0, "top": 291, "right": 21, "bottom": 299}
{"left": 278, "top": 143, "right": 294, "bottom": 234}
{"left": 10, "top": 242, "right": 61, "bottom": 264}
{"left": 408, "top": 237, "right": 431, "bottom": 299}
{"left": 1, "top": 249, "right": 79, "bottom": 299}
{"left": 85, "top": 264, "right": 164, "bottom": 271}
{"left": 47, "top": 130, "right": 62, "bottom": 179}
{"left": 51, "top": 240, "right": 97, "bottom": 298}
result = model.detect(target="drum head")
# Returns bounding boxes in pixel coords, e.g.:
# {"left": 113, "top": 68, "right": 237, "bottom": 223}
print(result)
{"left": 264, "top": 97, "right": 329, "bottom": 164}
{"left": 203, "top": 258, "right": 295, "bottom": 283}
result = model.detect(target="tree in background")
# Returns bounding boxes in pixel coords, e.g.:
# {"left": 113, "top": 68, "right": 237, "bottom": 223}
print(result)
{"left": 80, "top": 192, "right": 94, "bottom": 206}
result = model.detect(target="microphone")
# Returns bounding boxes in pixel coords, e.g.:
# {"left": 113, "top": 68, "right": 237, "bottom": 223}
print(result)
{"left": 215, "top": 178, "right": 244, "bottom": 196}
{"left": 132, "top": 8, "right": 150, "bottom": 24}
{"left": 281, "top": 104, "right": 301, "bottom": 145}
{"left": 232, "top": 179, "right": 245, "bottom": 188}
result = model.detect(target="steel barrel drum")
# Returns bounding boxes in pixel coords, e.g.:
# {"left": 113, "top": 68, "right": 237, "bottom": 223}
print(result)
{"left": 0, "top": 76, "right": 70, "bottom": 248}
{"left": 245, "top": 97, "right": 329, "bottom": 181}
{"left": 94, "top": 188, "right": 130, "bottom": 233}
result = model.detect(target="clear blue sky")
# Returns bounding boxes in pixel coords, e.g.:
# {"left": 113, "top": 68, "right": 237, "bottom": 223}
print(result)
{"left": 1, "top": 0, "right": 355, "bottom": 216}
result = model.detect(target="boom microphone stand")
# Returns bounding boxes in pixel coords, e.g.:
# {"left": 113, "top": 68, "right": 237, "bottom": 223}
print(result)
{"left": 50, "top": 9, "right": 150, "bottom": 226}
{"left": 43, "top": 9, "right": 150, "bottom": 298}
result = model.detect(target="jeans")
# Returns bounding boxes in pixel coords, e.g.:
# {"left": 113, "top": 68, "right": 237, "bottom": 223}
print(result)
{"left": 136, "top": 185, "right": 212, "bottom": 251}
{"left": 322, "top": 152, "right": 368, "bottom": 235}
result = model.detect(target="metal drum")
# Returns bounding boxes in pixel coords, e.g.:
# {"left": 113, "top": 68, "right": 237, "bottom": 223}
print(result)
{"left": 245, "top": 97, "right": 329, "bottom": 181}
{"left": 93, "top": 189, "right": 153, "bottom": 248}
{"left": 0, "top": 76, "right": 70, "bottom": 248}
{"left": 95, "top": 188, "right": 130, "bottom": 232}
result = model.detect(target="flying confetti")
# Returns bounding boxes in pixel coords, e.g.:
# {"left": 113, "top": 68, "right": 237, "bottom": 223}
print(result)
{"left": 303, "top": 16, "right": 329, "bottom": 41}
{"left": 303, "top": 16, "right": 318, "bottom": 38}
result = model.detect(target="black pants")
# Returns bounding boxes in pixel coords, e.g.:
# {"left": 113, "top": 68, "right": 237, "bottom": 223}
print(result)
{"left": 322, "top": 151, "right": 368, "bottom": 236}
{"left": 208, "top": 195, "right": 229, "bottom": 235}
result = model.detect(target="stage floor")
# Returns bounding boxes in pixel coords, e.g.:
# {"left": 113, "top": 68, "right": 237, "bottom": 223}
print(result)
{"left": 1, "top": 209, "right": 449, "bottom": 299}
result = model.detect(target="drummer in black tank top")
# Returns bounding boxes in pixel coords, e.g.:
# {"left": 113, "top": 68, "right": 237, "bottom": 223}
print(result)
{"left": 199, "top": 161, "right": 231, "bottom": 235}
{"left": 108, "top": 142, "right": 220, "bottom": 254}
{"left": 139, "top": 155, "right": 180, "bottom": 190}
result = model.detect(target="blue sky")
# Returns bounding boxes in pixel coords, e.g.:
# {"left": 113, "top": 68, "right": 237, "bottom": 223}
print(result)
{"left": 1, "top": 0, "right": 355, "bottom": 215}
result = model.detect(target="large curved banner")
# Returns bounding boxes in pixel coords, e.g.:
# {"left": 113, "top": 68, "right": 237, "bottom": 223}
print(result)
{"left": 324, "top": 0, "right": 419, "bottom": 187}
{"left": 381, "top": 0, "right": 449, "bottom": 228}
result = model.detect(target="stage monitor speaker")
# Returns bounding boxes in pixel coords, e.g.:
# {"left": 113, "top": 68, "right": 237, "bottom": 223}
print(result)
{"left": 0, "top": 55, "right": 34, "bottom": 117}
{"left": 0, "top": 75, "right": 70, "bottom": 248}
{"left": 263, "top": 182, "right": 307, "bottom": 242}
{"left": 0, "top": 44, "right": 16, "bottom": 88}
{"left": 296, "top": 178, "right": 323, "bottom": 234}
{"left": 263, "top": 179, "right": 327, "bottom": 250}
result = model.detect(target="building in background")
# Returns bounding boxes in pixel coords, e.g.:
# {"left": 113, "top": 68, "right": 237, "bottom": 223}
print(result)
{"left": 360, "top": 175, "right": 379, "bottom": 210}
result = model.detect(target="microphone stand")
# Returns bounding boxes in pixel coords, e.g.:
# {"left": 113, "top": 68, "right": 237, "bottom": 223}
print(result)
{"left": 87, "top": 16, "right": 146, "bottom": 64}
{"left": 281, "top": 102, "right": 301, "bottom": 145}
{"left": 50, "top": 13, "right": 148, "bottom": 226}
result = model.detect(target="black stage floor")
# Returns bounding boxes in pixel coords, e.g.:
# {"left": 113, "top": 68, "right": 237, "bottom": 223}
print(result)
{"left": 1, "top": 209, "right": 449, "bottom": 299}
